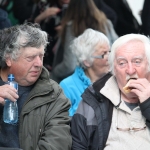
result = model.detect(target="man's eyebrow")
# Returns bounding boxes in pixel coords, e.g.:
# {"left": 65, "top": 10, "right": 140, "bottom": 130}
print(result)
{"left": 25, "top": 52, "right": 45, "bottom": 57}
{"left": 116, "top": 57, "right": 126, "bottom": 60}
{"left": 116, "top": 56, "right": 143, "bottom": 60}
{"left": 25, "top": 54, "right": 36, "bottom": 58}
{"left": 132, "top": 56, "right": 143, "bottom": 59}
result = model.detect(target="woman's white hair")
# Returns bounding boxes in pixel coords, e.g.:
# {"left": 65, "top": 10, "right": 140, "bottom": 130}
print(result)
{"left": 109, "top": 34, "right": 150, "bottom": 75}
{"left": 70, "top": 28, "right": 110, "bottom": 69}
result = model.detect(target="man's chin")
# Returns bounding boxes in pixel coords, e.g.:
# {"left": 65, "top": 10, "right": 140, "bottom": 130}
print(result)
{"left": 127, "top": 92, "right": 138, "bottom": 99}
{"left": 26, "top": 76, "right": 39, "bottom": 85}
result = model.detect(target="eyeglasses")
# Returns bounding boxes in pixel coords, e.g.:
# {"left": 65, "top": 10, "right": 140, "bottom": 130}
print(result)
{"left": 116, "top": 108, "right": 146, "bottom": 132}
{"left": 116, "top": 126, "right": 146, "bottom": 132}
{"left": 91, "top": 51, "right": 110, "bottom": 59}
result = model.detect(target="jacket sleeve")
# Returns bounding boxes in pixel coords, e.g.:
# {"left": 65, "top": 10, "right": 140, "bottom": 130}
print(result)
{"left": 59, "top": 80, "right": 72, "bottom": 101}
{"left": 37, "top": 82, "right": 72, "bottom": 150}
{"left": 140, "top": 98, "right": 150, "bottom": 128}
{"left": 71, "top": 101, "right": 89, "bottom": 150}
{"left": 59, "top": 80, "right": 74, "bottom": 116}
{"left": 71, "top": 115, "right": 88, "bottom": 150}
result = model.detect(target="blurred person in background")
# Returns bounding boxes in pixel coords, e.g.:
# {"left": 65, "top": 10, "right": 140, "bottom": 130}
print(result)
{"left": 26, "top": 0, "right": 70, "bottom": 72}
{"left": 60, "top": 28, "right": 110, "bottom": 116}
{"left": 93, "top": 0, "right": 117, "bottom": 27}
{"left": 0, "top": 8, "right": 12, "bottom": 29}
{"left": 13, "top": 0, "right": 36, "bottom": 24}
{"left": 0, "top": 0, "right": 19, "bottom": 25}
{"left": 50, "top": 0, "right": 118, "bottom": 83}
{"left": 104, "top": 0, "right": 141, "bottom": 36}
{"left": 141, "top": 0, "right": 150, "bottom": 36}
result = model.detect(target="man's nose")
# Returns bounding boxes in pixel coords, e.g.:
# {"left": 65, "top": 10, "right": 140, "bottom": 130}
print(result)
{"left": 34, "top": 56, "right": 43, "bottom": 66}
{"left": 125, "top": 62, "right": 136, "bottom": 75}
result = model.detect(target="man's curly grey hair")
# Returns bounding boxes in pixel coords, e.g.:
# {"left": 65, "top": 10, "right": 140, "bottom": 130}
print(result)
{"left": 0, "top": 23, "right": 49, "bottom": 68}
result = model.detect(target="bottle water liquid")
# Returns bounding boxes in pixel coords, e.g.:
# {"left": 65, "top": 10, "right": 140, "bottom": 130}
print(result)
{"left": 3, "top": 74, "right": 18, "bottom": 124}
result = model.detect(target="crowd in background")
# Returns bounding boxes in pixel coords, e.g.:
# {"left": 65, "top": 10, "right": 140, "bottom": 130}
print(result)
{"left": 0, "top": 0, "right": 149, "bottom": 78}
{"left": 0, "top": 0, "right": 149, "bottom": 112}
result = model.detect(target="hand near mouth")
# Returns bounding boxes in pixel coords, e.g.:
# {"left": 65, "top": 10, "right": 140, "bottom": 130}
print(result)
{"left": 123, "top": 78, "right": 137, "bottom": 93}
{"left": 123, "top": 78, "right": 150, "bottom": 103}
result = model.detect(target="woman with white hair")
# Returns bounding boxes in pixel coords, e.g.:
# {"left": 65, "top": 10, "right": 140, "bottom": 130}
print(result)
{"left": 60, "top": 28, "right": 110, "bottom": 116}
{"left": 50, "top": 0, "right": 118, "bottom": 83}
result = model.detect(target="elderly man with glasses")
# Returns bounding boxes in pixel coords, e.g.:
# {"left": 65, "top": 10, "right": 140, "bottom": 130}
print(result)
{"left": 71, "top": 33, "right": 150, "bottom": 150}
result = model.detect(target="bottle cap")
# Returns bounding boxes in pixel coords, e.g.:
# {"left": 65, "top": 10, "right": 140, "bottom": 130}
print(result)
{"left": 8, "top": 74, "right": 15, "bottom": 81}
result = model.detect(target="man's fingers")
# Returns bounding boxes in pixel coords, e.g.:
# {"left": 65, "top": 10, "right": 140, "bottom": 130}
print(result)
{"left": 0, "top": 85, "right": 19, "bottom": 103}
{"left": 0, "top": 97, "right": 5, "bottom": 105}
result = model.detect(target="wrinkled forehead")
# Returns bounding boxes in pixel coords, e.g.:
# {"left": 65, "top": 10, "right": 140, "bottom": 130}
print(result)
{"left": 115, "top": 40, "right": 146, "bottom": 59}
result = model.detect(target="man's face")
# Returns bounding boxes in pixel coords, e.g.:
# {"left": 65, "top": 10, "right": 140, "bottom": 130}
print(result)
{"left": 114, "top": 40, "right": 149, "bottom": 98}
{"left": 6, "top": 46, "right": 45, "bottom": 86}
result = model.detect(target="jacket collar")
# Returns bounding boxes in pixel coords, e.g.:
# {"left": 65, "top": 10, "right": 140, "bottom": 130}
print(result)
{"left": 100, "top": 76, "right": 133, "bottom": 113}
{"left": 100, "top": 76, "right": 120, "bottom": 106}
{"left": 29, "top": 67, "right": 53, "bottom": 96}
{"left": 21, "top": 67, "right": 55, "bottom": 114}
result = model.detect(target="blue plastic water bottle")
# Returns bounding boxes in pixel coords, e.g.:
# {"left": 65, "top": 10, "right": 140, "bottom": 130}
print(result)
{"left": 3, "top": 74, "right": 18, "bottom": 124}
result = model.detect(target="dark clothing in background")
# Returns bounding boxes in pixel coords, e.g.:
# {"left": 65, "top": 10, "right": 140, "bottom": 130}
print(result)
{"left": 0, "top": 0, "right": 19, "bottom": 25}
{"left": 93, "top": 0, "right": 117, "bottom": 27}
{"left": 0, "top": 8, "right": 11, "bottom": 29}
{"left": 104, "top": 0, "right": 141, "bottom": 36}
{"left": 13, "top": 0, "right": 35, "bottom": 24}
{"left": 141, "top": 0, "right": 150, "bottom": 36}
{"left": 28, "top": 1, "right": 66, "bottom": 71}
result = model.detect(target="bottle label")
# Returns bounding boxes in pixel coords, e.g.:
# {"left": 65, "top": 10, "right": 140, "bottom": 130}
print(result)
{"left": 9, "top": 82, "right": 18, "bottom": 90}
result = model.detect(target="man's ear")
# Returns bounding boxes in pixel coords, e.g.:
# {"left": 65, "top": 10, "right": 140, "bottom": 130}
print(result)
{"left": 6, "top": 58, "right": 12, "bottom": 67}
{"left": 83, "top": 60, "right": 91, "bottom": 67}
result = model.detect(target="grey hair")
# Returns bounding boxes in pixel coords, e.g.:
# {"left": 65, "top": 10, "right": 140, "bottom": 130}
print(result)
{"left": 70, "top": 28, "right": 110, "bottom": 69}
{"left": 0, "top": 23, "right": 49, "bottom": 68}
{"left": 109, "top": 34, "right": 150, "bottom": 75}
